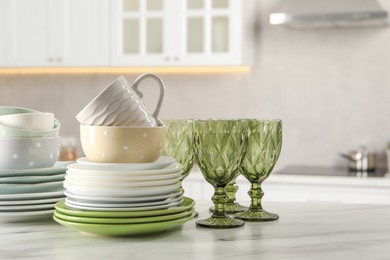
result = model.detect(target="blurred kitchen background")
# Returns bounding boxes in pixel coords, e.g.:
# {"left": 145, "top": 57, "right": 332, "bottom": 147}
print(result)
{"left": 1, "top": 0, "right": 389, "bottom": 172}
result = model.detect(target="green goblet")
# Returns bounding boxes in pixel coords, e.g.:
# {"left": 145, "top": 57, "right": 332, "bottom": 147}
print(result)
{"left": 209, "top": 180, "right": 247, "bottom": 214}
{"left": 235, "top": 119, "right": 282, "bottom": 221}
{"left": 194, "top": 119, "right": 248, "bottom": 228}
{"left": 161, "top": 119, "right": 195, "bottom": 194}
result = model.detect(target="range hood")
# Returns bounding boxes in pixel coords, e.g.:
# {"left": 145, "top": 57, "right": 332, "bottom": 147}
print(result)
{"left": 269, "top": 0, "right": 388, "bottom": 29}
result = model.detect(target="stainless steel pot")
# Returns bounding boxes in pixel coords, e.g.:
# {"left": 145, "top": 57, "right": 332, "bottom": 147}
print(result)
{"left": 340, "top": 147, "right": 376, "bottom": 172}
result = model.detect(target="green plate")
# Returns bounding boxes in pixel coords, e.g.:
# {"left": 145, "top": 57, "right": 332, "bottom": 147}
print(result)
{"left": 53, "top": 213, "right": 194, "bottom": 236}
{"left": 54, "top": 196, "right": 195, "bottom": 218}
{"left": 54, "top": 208, "right": 194, "bottom": 224}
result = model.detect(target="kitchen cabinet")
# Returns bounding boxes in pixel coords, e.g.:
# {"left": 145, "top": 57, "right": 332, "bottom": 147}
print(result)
{"left": 111, "top": 0, "right": 251, "bottom": 66}
{"left": 0, "top": 1, "right": 5, "bottom": 66}
{"left": 4, "top": 0, "right": 109, "bottom": 67}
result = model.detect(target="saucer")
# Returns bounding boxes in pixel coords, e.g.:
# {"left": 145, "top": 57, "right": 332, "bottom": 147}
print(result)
{"left": 65, "top": 171, "right": 180, "bottom": 182}
{"left": 0, "top": 181, "right": 64, "bottom": 194}
{"left": 0, "top": 161, "right": 71, "bottom": 177}
{"left": 0, "top": 197, "right": 63, "bottom": 206}
{"left": 0, "top": 209, "right": 54, "bottom": 222}
{"left": 66, "top": 163, "right": 182, "bottom": 176}
{"left": 76, "top": 156, "right": 175, "bottom": 171}
{"left": 0, "top": 190, "right": 64, "bottom": 201}
{"left": 54, "top": 208, "right": 194, "bottom": 224}
{"left": 65, "top": 197, "right": 183, "bottom": 211}
{"left": 0, "top": 203, "right": 54, "bottom": 212}
{"left": 64, "top": 190, "right": 182, "bottom": 203}
{"left": 63, "top": 182, "right": 181, "bottom": 197}
{"left": 0, "top": 173, "right": 65, "bottom": 184}
{"left": 64, "top": 175, "right": 181, "bottom": 188}
{"left": 55, "top": 196, "right": 195, "bottom": 218}
{"left": 53, "top": 213, "right": 193, "bottom": 236}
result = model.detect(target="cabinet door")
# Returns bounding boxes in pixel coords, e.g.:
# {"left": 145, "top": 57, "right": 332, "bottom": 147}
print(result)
{"left": 5, "top": 0, "right": 51, "bottom": 66}
{"left": 5, "top": 0, "right": 109, "bottom": 67}
{"left": 176, "top": 0, "right": 242, "bottom": 65}
{"left": 0, "top": 1, "right": 5, "bottom": 66}
{"left": 112, "top": 0, "right": 170, "bottom": 66}
{"left": 60, "top": 0, "right": 109, "bottom": 66}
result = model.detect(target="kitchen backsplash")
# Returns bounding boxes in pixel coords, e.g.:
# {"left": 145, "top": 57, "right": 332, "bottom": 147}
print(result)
{"left": 1, "top": 0, "right": 390, "bottom": 171}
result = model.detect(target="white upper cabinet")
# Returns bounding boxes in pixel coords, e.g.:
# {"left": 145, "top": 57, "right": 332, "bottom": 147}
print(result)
{"left": 5, "top": 0, "right": 109, "bottom": 67}
{"left": 112, "top": 0, "right": 248, "bottom": 66}
{"left": 0, "top": 1, "right": 5, "bottom": 66}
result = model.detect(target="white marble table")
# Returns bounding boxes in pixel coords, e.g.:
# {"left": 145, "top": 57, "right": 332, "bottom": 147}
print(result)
{"left": 1, "top": 200, "right": 390, "bottom": 260}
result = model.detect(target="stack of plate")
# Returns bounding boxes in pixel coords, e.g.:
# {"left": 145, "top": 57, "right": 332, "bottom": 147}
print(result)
{"left": 0, "top": 162, "right": 69, "bottom": 222}
{"left": 54, "top": 156, "right": 195, "bottom": 236}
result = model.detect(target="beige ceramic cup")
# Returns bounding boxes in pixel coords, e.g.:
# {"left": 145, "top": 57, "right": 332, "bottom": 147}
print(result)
{"left": 80, "top": 124, "right": 167, "bottom": 163}
{"left": 76, "top": 74, "right": 165, "bottom": 127}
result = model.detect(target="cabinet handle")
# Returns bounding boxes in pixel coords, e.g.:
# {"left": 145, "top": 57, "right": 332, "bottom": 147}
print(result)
{"left": 164, "top": 57, "right": 170, "bottom": 61}
{"left": 48, "top": 58, "right": 54, "bottom": 62}
{"left": 56, "top": 57, "right": 62, "bottom": 62}
{"left": 174, "top": 56, "right": 179, "bottom": 61}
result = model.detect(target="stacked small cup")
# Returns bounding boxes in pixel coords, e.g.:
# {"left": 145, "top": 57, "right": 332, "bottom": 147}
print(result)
{"left": 54, "top": 74, "right": 195, "bottom": 236}
{"left": 0, "top": 106, "right": 66, "bottom": 222}
{"left": 0, "top": 106, "right": 60, "bottom": 170}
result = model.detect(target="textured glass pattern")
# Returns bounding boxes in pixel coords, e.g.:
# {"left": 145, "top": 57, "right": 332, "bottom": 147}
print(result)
{"left": 235, "top": 119, "right": 282, "bottom": 222}
{"left": 194, "top": 120, "right": 247, "bottom": 228}
{"left": 162, "top": 120, "right": 195, "bottom": 180}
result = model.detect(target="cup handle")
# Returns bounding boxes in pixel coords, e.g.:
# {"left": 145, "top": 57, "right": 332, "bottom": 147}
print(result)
{"left": 131, "top": 73, "right": 165, "bottom": 126}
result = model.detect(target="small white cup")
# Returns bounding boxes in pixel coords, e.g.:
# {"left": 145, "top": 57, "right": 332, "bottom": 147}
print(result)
{"left": 0, "top": 112, "right": 54, "bottom": 131}
{"left": 76, "top": 74, "right": 165, "bottom": 126}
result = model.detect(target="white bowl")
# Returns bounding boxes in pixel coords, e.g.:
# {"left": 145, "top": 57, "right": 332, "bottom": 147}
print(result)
{"left": 0, "top": 118, "right": 61, "bottom": 138}
{"left": 0, "top": 137, "right": 61, "bottom": 170}
{"left": 0, "top": 112, "right": 54, "bottom": 130}
{"left": 0, "top": 106, "right": 39, "bottom": 116}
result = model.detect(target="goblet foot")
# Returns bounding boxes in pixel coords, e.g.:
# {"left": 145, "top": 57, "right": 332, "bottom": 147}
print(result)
{"left": 235, "top": 210, "right": 279, "bottom": 222}
{"left": 196, "top": 216, "right": 244, "bottom": 228}
{"left": 209, "top": 202, "right": 248, "bottom": 214}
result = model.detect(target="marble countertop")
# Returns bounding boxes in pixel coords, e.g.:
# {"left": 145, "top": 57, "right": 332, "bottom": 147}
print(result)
{"left": 1, "top": 200, "right": 390, "bottom": 260}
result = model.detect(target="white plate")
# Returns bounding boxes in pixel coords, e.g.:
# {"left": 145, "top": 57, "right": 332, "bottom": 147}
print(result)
{"left": 0, "top": 203, "right": 55, "bottom": 212}
{"left": 65, "top": 171, "right": 181, "bottom": 182}
{"left": 64, "top": 182, "right": 181, "bottom": 197}
{"left": 0, "top": 209, "right": 54, "bottom": 222}
{"left": 0, "top": 173, "right": 65, "bottom": 184}
{"left": 0, "top": 190, "right": 64, "bottom": 201}
{"left": 66, "top": 162, "right": 182, "bottom": 176}
{"left": 65, "top": 195, "right": 183, "bottom": 208}
{"left": 76, "top": 156, "right": 175, "bottom": 171}
{"left": 0, "top": 161, "right": 72, "bottom": 177}
{"left": 64, "top": 190, "right": 182, "bottom": 203}
{"left": 64, "top": 176, "right": 181, "bottom": 188}
{"left": 0, "top": 197, "right": 63, "bottom": 206}
{"left": 0, "top": 181, "right": 64, "bottom": 194}
{"left": 65, "top": 198, "right": 183, "bottom": 211}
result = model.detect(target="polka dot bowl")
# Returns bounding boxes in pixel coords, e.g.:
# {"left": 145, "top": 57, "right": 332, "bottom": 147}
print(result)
{"left": 0, "top": 136, "right": 61, "bottom": 170}
{"left": 80, "top": 124, "right": 167, "bottom": 163}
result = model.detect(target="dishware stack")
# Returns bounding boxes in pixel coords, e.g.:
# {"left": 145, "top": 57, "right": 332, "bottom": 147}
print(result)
{"left": 0, "top": 106, "right": 68, "bottom": 222}
{"left": 54, "top": 74, "right": 195, "bottom": 236}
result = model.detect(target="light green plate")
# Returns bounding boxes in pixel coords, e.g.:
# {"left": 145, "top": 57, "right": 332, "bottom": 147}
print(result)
{"left": 54, "top": 208, "right": 194, "bottom": 224}
{"left": 0, "top": 173, "right": 65, "bottom": 184}
{"left": 53, "top": 213, "right": 194, "bottom": 236}
{"left": 0, "top": 161, "right": 71, "bottom": 177}
{"left": 54, "top": 196, "right": 195, "bottom": 218}
{"left": 0, "top": 181, "right": 64, "bottom": 194}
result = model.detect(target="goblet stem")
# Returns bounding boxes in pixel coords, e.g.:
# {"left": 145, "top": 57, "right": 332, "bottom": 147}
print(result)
{"left": 248, "top": 182, "right": 264, "bottom": 211}
{"left": 196, "top": 185, "right": 244, "bottom": 228}
{"left": 211, "top": 186, "right": 228, "bottom": 218}
{"left": 209, "top": 180, "right": 247, "bottom": 213}
{"left": 234, "top": 181, "right": 279, "bottom": 222}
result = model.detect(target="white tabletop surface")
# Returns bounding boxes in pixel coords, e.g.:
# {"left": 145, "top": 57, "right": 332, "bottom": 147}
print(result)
{"left": 1, "top": 200, "right": 390, "bottom": 260}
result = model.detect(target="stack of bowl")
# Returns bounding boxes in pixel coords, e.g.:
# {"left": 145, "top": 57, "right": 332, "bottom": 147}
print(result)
{"left": 0, "top": 106, "right": 68, "bottom": 222}
{"left": 54, "top": 75, "right": 195, "bottom": 236}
